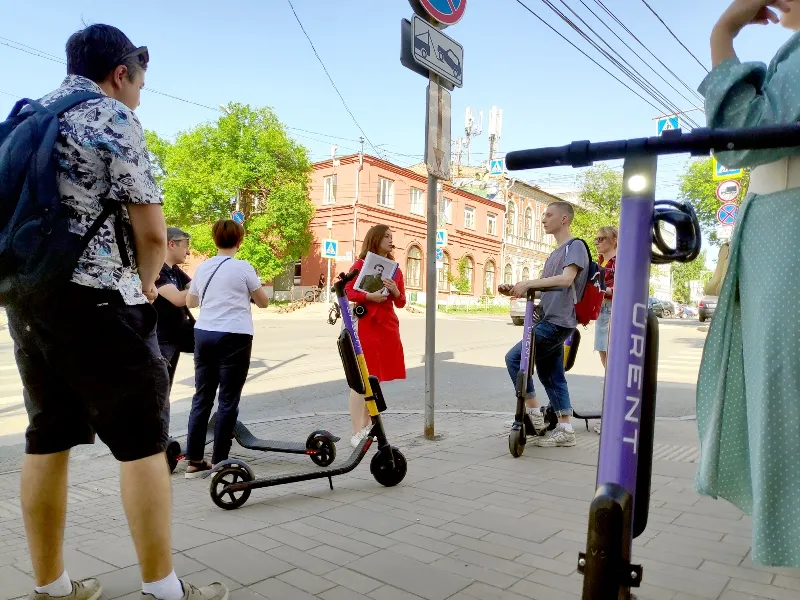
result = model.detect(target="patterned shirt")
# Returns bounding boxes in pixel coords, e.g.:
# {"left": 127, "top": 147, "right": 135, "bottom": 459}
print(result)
{"left": 39, "top": 75, "right": 161, "bottom": 305}
{"left": 599, "top": 254, "right": 616, "bottom": 298}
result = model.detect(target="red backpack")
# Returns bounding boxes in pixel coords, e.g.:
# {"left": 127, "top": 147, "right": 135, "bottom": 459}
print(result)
{"left": 568, "top": 238, "right": 606, "bottom": 327}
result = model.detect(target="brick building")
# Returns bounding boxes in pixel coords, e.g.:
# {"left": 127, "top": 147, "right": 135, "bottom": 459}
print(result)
{"left": 296, "top": 154, "right": 505, "bottom": 304}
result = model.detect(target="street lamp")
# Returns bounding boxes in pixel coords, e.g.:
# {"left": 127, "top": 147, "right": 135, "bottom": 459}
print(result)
{"left": 219, "top": 104, "right": 231, "bottom": 115}
{"left": 219, "top": 104, "right": 240, "bottom": 211}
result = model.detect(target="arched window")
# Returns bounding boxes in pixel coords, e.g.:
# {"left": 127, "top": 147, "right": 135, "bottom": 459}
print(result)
{"left": 524, "top": 206, "right": 533, "bottom": 239}
{"left": 484, "top": 260, "right": 496, "bottom": 295}
{"left": 522, "top": 266, "right": 530, "bottom": 280}
{"left": 504, "top": 263, "right": 513, "bottom": 285}
{"left": 437, "top": 250, "right": 451, "bottom": 291}
{"left": 506, "top": 201, "right": 517, "bottom": 237}
{"left": 462, "top": 256, "right": 474, "bottom": 293}
{"left": 406, "top": 246, "right": 422, "bottom": 289}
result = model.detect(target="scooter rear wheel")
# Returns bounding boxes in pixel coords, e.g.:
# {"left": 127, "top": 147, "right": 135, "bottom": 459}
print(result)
{"left": 210, "top": 465, "right": 253, "bottom": 510}
{"left": 370, "top": 447, "right": 407, "bottom": 487}
{"left": 509, "top": 428, "right": 525, "bottom": 458}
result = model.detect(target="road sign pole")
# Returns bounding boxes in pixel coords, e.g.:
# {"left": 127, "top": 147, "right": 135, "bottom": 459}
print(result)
{"left": 326, "top": 258, "right": 331, "bottom": 304}
{"left": 425, "top": 73, "right": 439, "bottom": 440}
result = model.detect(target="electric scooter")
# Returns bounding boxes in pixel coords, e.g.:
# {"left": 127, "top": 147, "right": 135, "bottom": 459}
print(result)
{"left": 500, "top": 286, "right": 582, "bottom": 457}
{"left": 505, "top": 122, "right": 800, "bottom": 599}
{"left": 206, "top": 268, "right": 407, "bottom": 510}
{"left": 166, "top": 417, "right": 339, "bottom": 474}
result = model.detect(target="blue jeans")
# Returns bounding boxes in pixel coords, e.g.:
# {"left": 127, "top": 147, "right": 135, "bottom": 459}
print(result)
{"left": 504, "top": 321, "right": 574, "bottom": 416}
{"left": 186, "top": 330, "right": 253, "bottom": 464}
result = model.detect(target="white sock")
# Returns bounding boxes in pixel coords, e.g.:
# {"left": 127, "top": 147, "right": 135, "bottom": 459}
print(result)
{"left": 526, "top": 407, "right": 539, "bottom": 415}
{"left": 142, "top": 571, "right": 183, "bottom": 600}
{"left": 560, "top": 423, "right": 574, "bottom": 432}
{"left": 35, "top": 571, "right": 72, "bottom": 597}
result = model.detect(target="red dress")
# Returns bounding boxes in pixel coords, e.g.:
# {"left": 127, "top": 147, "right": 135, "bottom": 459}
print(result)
{"left": 345, "top": 259, "right": 407, "bottom": 382}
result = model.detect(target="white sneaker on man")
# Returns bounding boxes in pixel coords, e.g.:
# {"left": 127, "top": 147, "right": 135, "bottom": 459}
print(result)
{"left": 533, "top": 425, "right": 576, "bottom": 447}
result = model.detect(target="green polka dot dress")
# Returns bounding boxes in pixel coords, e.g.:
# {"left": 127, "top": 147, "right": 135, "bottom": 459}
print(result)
{"left": 696, "top": 33, "right": 800, "bottom": 567}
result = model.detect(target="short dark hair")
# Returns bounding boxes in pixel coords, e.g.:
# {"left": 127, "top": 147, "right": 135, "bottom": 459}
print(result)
{"left": 166, "top": 227, "right": 190, "bottom": 243}
{"left": 66, "top": 24, "right": 148, "bottom": 83}
{"left": 212, "top": 219, "right": 245, "bottom": 249}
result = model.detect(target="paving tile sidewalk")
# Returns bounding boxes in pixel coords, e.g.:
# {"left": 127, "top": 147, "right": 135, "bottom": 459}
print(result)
{"left": 0, "top": 412, "right": 796, "bottom": 600}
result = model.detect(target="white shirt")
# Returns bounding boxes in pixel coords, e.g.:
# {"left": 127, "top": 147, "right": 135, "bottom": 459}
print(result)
{"left": 189, "top": 256, "right": 262, "bottom": 336}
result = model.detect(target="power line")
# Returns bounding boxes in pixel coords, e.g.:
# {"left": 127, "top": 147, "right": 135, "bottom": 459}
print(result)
{"left": 542, "top": 0, "right": 696, "bottom": 126}
{"left": 592, "top": 0, "right": 705, "bottom": 108}
{"left": 574, "top": 0, "right": 702, "bottom": 110}
{"left": 512, "top": 0, "right": 663, "bottom": 113}
{"left": 639, "top": 0, "right": 709, "bottom": 73}
{"left": 284, "top": 0, "right": 382, "bottom": 159}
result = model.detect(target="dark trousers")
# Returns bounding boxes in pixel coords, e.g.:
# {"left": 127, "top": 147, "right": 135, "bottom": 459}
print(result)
{"left": 186, "top": 330, "right": 253, "bottom": 464}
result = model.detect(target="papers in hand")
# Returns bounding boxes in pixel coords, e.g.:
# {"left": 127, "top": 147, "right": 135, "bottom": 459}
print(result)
{"left": 354, "top": 251, "right": 398, "bottom": 295}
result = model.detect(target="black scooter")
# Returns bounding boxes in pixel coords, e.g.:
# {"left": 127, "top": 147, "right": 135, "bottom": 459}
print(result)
{"left": 206, "top": 268, "right": 407, "bottom": 510}
{"left": 166, "top": 414, "right": 340, "bottom": 474}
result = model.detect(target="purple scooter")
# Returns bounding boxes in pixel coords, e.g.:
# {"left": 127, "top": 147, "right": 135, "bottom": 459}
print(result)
{"left": 506, "top": 122, "right": 800, "bottom": 599}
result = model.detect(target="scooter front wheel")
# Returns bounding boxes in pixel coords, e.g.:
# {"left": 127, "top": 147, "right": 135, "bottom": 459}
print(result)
{"left": 210, "top": 465, "right": 253, "bottom": 510}
{"left": 370, "top": 447, "right": 407, "bottom": 487}
{"left": 509, "top": 426, "right": 526, "bottom": 457}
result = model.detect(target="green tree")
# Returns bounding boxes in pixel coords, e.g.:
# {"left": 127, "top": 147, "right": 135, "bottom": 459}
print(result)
{"left": 671, "top": 250, "right": 711, "bottom": 304}
{"left": 448, "top": 257, "right": 472, "bottom": 294}
{"left": 145, "top": 103, "right": 314, "bottom": 280}
{"left": 678, "top": 157, "right": 749, "bottom": 245}
{"left": 570, "top": 164, "right": 623, "bottom": 248}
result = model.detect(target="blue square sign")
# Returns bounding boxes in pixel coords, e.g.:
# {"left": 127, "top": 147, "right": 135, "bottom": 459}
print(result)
{"left": 435, "top": 229, "right": 447, "bottom": 248}
{"left": 489, "top": 158, "right": 504, "bottom": 175}
{"left": 322, "top": 239, "right": 338, "bottom": 259}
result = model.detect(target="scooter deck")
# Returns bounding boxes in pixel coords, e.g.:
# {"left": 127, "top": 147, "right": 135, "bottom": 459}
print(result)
{"left": 244, "top": 436, "right": 371, "bottom": 490}
{"left": 204, "top": 414, "right": 336, "bottom": 454}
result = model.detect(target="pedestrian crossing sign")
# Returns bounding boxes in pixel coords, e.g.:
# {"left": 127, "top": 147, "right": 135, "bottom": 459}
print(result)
{"left": 436, "top": 229, "right": 447, "bottom": 248}
{"left": 489, "top": 158, "right": 504, "bottom": 175}
{"left": 322, "top": 239, "right": 338, "bottom": 259}
{"left": 657, "top": 115, "right": 679, "bottom": 135}
{"left": 712, "top": 156, "right": 742, "bottom": 181}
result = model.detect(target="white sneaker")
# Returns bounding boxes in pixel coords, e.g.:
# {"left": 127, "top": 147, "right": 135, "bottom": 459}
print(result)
{"left": 526, "top": 410, "right": 545, "bottom": 432}
{"left": 533, "top": 425, "right": 576, "bottom": 447}
{"left": 350, "top": 424, "right": 372, "bottom": 448}
{"left": 593, "top": 423, "right": 601, "bottom": 435}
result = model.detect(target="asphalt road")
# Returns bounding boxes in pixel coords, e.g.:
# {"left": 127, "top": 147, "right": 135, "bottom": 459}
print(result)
{"left": 0, "top": 305, "right": 706, "bottom": 451}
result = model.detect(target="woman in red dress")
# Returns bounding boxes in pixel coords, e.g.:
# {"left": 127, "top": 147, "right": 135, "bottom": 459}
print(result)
{"left": 345, "top": 224, "right": 406, "bottom": 447}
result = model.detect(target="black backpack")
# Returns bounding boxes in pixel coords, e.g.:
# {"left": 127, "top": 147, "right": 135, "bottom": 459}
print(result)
{"left": 0, "top": 91, "right": 127, "bottom": 307}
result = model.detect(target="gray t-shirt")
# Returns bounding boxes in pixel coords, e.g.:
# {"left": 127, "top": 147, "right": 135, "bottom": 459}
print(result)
{"left": 539, "top": 238, "right": 589, "bottom": 329}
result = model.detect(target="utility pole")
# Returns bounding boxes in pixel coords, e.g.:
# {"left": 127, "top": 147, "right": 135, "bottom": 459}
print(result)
{"left": 488, "top": 106, "right": 502, "bottom": 162}
{"left": 352, "top": 136, "right": 364, "bottom": 259}
{"left": 464, "top": 107, "right": 482, "bottom": 166}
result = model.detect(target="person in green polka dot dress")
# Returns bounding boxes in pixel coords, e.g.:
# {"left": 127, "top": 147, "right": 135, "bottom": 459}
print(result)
{"left": 696, "top": 0, "right": 800, "bottom": 567}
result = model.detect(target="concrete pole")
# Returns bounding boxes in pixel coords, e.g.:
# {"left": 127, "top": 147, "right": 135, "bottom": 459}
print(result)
{"left": 424, "top": 73, "right": 439, "bottom": 440}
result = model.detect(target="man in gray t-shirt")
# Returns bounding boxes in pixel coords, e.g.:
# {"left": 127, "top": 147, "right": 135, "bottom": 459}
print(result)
{"left": 498, "top": 201, "right": 589, "bottom": 448}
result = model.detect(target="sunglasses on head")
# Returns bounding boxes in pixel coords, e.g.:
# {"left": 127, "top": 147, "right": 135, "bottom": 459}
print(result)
{"left": 118, "top": 46, "right": 149, "bottom": 69}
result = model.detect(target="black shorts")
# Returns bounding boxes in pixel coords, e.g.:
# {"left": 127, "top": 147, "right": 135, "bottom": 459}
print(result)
{"left": 7, "top": 284, "right": 170, "bottom": 461}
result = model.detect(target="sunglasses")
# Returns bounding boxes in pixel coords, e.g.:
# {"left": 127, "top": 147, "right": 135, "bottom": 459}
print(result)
{"left": 595, "top": 236, "right": 607, "bottom": 243}
{"left": 118, "top": 46, "right": 149, "bottom": 69}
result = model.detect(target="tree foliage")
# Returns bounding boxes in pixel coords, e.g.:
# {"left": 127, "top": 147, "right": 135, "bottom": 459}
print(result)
{"left": 448, "top": 256, "right": 472, "bottom": 294}
{"left": 678, "top": 157, "right": 749, "bottom": 246}
{"left": 145, "top": 103, "right": 314, "bottom": 280}
{"left": 571, "top": 164, "right": 623, "bottom": 250}
{"left": 671, "top": 250, "right": 712, "bottom": 304}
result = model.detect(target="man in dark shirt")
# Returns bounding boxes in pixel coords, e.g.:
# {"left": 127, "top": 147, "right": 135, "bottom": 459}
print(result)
{"left": 155, "top": 227, "right": 193, "bottom": 386}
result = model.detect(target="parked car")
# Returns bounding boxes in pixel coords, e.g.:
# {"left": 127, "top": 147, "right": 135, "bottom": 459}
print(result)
{"left": 698, "top": 296, "right": 717, "bottom": 322}
{"left": 660, "top": 300, "right": 678, "bottom": 318}
{"left": 510, "top": 296, "right": 539, "bottom": 326}
{"left": 648, "top": 297, "right": 665, "bottom": 318}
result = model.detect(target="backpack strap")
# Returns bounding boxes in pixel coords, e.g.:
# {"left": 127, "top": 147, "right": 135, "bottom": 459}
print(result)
{"left": 200, "top": 257, "right": 233, "bottom": 306}
{"left": 45, "top": 91, "right": 104, "bottom": 116}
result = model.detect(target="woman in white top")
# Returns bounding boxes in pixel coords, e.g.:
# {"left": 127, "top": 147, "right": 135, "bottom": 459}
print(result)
{"left": 183, "top": 219, "right": 269, "bottom": 477}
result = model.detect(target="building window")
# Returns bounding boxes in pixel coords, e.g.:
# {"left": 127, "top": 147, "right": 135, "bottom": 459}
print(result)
{"left": 506, "top": 201, "right": 516, "bottom": 236}
{"left": 323, "top": 174, "right": 337, "bottom": 205}
{"left": 437, "top": 250, "right": 450, "bottom": 291}
{"left": 504, "top": 263, "right": 513, "bottom": 285}
{"left": 406, "top": 246, "right": 422, "bottom": 288}
{"left": 378, "top": 177, "right": 394, "bottom": 207}
{"left": 293, "top": 261, "right": 302, "bottom": 285}
{"left": 522, "top": 266, "right": 530, "bottom": 280}
{"left": 484, "top": 260, "right": 496, "bottom": 295}
{"left": 409, "top": 187, "right": 424, "bottom": 215}
{"left": 487, "top": 212, "right": 497, "bottom": 235}
{"left": 464, "top": 205, "right": 475, "bottom": 230}
{"left": 439, "top": 196, "right": 452, "bottom": 225}
{"left": 463, "top": 256, "right": 474, "bottom": 293}
{"left": 524, "top": 206, "right": 533, "bottom": 239}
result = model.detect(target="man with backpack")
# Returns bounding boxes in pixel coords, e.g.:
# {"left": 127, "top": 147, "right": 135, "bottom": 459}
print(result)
{"left": 1, "top": 25, "right": 227, "bottom": 600}
{"left": 499, "top": 201, "right": 591, "bottom": 448}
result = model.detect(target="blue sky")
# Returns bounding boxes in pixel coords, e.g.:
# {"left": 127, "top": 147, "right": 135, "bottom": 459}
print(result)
{"left": 1, "top": 0, "right": 793, "bottom": 261}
